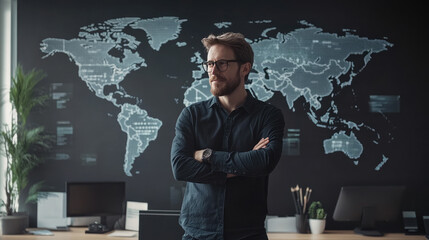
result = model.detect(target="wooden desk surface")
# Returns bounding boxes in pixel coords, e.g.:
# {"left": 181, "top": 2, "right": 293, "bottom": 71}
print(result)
{"left": 1, "top": 227, "right": 138, "bottom": 240}
{"left": 0, "top": 228, "right": 426, "bottom": 240}
{"left": 268, "top": 230, "right": 426, "bottom": 239}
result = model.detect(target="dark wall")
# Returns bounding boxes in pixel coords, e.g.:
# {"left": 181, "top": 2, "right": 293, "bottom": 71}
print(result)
{"left": 18, "top": 0, "right": 429, "bottom": 230}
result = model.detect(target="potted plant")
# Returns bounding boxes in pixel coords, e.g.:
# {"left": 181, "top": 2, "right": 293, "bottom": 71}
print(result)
{"left": 0, "top": 65, "right": 51, "bottom": 235}
{"left": 308, "top": 201, "right": 327, "bottom": 234}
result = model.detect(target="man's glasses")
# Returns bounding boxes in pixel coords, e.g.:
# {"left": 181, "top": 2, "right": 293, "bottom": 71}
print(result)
{"left": 202, "top": 59, "right": 242, "bottom": 72}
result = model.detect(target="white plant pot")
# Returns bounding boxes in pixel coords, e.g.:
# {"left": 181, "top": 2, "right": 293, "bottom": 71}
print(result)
{"left": 309, "top": 218, "right": 326, "bottom": 234}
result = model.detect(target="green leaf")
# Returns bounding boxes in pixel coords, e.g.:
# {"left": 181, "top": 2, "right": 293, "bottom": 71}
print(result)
{"left": 0, "top": 64, "right": 51, "bottom": 215}
{"left": 10, "top": 64, "right": 48, "bottom": 126}
{"left": 25, "top": 181, "right": 46, "bottom": 204}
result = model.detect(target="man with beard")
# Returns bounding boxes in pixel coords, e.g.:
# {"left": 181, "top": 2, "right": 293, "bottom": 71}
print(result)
{"left": 171, "top": 32, "right": 285, "bottom": 240}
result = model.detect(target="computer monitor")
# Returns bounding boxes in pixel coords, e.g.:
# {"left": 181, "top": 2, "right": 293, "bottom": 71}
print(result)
{"left": 333, "top": 185, "right": 406, "bottom": 236}
{"left": 66, "top": 181, "right": 125, "bottom": 232}
{"left": 139, "top": 210, "right": 184, "bottom": 240}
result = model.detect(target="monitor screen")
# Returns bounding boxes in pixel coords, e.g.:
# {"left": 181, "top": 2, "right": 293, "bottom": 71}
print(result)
{"left": 139, "top": 210, "right": 184, "bottom": 240}
{"left": 333, "top": 185, "right": 406, "bottom": 236}
{"left": 66, "top": 181, "right": 125, "bottom": 221}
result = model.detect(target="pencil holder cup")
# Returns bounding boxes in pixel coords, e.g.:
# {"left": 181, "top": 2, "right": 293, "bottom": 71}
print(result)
{"left": 295, "top": 214, "right": 308, "bottom": 233}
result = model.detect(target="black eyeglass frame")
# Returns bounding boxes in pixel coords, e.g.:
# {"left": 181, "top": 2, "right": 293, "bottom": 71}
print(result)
{"left": 201, "top": 59, "right": 243, "bottom": 72}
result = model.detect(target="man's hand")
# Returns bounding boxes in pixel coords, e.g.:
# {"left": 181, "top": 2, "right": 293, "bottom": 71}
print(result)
{"left": 253, "top": 137, "right": 269, "bottom": 150}
{"left": 194, "top": 149, "right": 204, "bottom": 162}
{"left": 227, "top": 137, "right": 269, "bottom": 178}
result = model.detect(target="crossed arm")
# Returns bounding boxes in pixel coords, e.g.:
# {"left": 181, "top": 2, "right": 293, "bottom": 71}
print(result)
{"left": 171, "top": 107, "right": 284, "bottom": 184}
{"left": 194, "top": 137, "right": 270, "bottom": 178}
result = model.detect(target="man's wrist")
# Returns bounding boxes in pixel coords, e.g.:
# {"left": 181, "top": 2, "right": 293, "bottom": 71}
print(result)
{"left": 202, "top": 148, "right": 213, "bottom": 164}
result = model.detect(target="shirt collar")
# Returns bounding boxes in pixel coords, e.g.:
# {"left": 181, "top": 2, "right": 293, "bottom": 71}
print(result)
{"left": 208, "top": 89, "right": 257, "bottom": 113}
{"left": 241, "top": 89, "right": 257, "bottom": 113}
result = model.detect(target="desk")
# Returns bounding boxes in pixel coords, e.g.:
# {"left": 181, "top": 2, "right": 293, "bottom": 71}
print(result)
{"left": 0, "top": 228, "right": 426, "bottom": 240}
{"left": 269, "top": 230, "right": 426, "bottom": 239}
{"left": 1, "top": 227, "right": 138, "bottom": 240}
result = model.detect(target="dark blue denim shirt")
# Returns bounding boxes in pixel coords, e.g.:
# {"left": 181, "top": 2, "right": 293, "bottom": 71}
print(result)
{"left": 171, "top": 91, "right": 285, "bottom": 240}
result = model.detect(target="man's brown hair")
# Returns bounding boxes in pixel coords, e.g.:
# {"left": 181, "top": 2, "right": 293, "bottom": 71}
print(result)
{"left": 201, "top": 32, "right": 254, "bottom": 81}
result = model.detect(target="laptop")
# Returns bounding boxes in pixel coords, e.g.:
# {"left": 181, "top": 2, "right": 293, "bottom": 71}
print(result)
{"left": 139, "top": 210, "right": 184, "bottom": 240}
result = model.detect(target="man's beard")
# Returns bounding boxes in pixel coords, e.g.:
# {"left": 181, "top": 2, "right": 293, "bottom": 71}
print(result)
{"left": 210, "top": 71, "right": 241, "bottom": 97}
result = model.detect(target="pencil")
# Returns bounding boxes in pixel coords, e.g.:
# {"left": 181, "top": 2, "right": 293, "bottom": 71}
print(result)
{"left": 303, "top": 195, "right": 307, "bottom": 214}
{"left": 295, "top": 186, "right": 302, "bottom": 214}
{"left": 305, "top": 187, "right": 309, "bottom": 200}
{"left": 291, "top": 187, "right": 299, "bottom": 214}
{"left": 295, "top": 186, "right": 301, "bottom": 214}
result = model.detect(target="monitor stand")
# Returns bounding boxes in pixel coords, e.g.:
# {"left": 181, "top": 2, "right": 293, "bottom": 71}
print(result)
{"left": 354, "top": 227, "right": 383, "bottom": 237}
{"left": 354, "top": 206, "right": 384, "bottom": 237}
